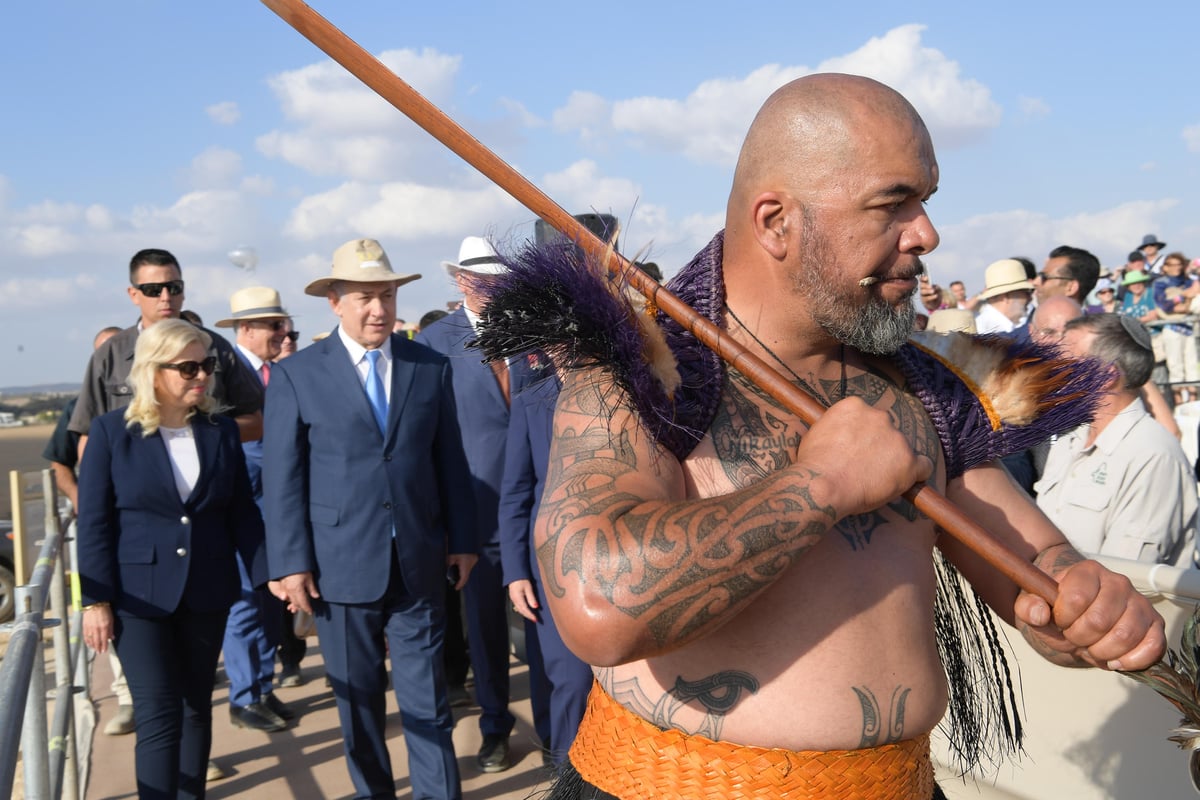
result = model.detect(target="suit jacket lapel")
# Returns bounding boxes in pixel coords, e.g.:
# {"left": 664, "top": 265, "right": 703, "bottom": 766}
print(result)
{"left": 449, "top": 309, "right": 505, "bottom": 408}
{"left": 322, "top": 333, "right": 384, "bottom": 439}
{"left": 386, "top": 333, "right": 416, "bottom": 445}
{"left": 186, "top": 417, "right": 218, "bottom": 506}
{"left": 143, "top": 426, "right": 180, "bottom": 509}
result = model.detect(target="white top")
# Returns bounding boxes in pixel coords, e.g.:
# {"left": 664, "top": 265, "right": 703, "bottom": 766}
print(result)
{"left": 159, "top": 424, "right": 200, "bottom": 502}
{"left": 1034, "top": 396, "right": 1197, "bottom": 564}
{"left": 973, "top": 302, "right": 1017, "bottom": 335}
{"left": 337, "top": 326, "right": 392, "bottom": 403}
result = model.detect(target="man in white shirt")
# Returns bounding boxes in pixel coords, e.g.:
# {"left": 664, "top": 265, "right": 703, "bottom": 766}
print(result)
{"left": 1035, "top": 313, "right": 1196, "bottom": 564}
{"left": 974, "top": 259, "right": 1035, "bottom": 335}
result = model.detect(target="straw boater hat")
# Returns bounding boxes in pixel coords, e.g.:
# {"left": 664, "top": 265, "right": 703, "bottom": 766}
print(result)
{"left": 976, "top": 259, "right": 1036, "bottom": 301}
{"left": 215, "top": 286, "right": 289, "bottom": 328}
{"left": 304, "top": 238, "right": 421, "bottom": 297}
{"left": 441, "top": 236, "right": 507, "bottom": 277}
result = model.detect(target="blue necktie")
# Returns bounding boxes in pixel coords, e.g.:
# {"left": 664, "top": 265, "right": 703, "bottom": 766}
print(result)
{"left": 364, "top": 349, "right": 388, "bottom": 433}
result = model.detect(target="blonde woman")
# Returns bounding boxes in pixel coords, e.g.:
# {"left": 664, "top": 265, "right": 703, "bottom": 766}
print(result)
{"left": 78, "top": 319, "right": 265, "bottom": 800}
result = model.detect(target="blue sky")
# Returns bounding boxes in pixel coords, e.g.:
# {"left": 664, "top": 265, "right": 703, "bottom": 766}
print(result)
{"left": 2, "top": 1, "right": 1198, "bottom": 387}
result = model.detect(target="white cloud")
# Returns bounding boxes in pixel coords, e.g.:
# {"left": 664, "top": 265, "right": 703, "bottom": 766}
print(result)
{"left": 205, "top": 101, "right": 241, "bottom": 125}
{"left": 1184, "top": 123, "right": 1200, "bottom": 153}
{"left": 258, "top": 48, "right": 469, "bottom": 182}
{"left": 552, "top": 24, "right": 999, "bottom": 166}
{"left": 542, "top": 160, "right": 643, "bottom": 216}
{"left": 819, "top": 25, "right": 1001, "bottom": 147}
{"left": 186, "top": 147, "right": 243, "bottom": 190}
{"left": 12, "top": 224, "right": 81, "bottom": 257}
{"left": 1018, "top": 96, "right": 1050, "bottom": 118}
{"left": 498, "top": 97, "right": 543, "bottom": 129}
{"left": 84, "top": 204, "right": 116, "bottom": 232}
{"left": 268, "top": 48, "right": 460, "bottom": 133}
{"left": 552, "top": 91, "right": 614, "bottom": 141}
{"left": 283, "top": 180, "right": 519, "bottom": 241}
{"left": 239, "top": 175, "right": 275, "bottom": 195}
{"left": 929, "top": 199, "right": 1180, "bottom": 285}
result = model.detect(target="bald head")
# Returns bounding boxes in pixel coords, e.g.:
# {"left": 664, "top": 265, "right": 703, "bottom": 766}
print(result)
{"left": 728, "top": 74, "right": 932, "bottom": 225}
{"left": 1030, "top": 295, "right": 1083, "bottom": 345}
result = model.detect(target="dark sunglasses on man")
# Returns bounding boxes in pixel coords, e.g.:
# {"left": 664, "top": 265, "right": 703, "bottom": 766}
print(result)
{"left": 134, "top": 280, "right": 185, "bottom": 298}
{"left": 159, "top": 356, "right": 217, "bottom": 380}
{"left": 284, "top": 331, "right": 300, "bottom": 343}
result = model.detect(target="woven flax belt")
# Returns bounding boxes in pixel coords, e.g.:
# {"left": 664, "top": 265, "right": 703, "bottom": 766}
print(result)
{"left": 569, "top": 683, "right": 934, "bottom": 800}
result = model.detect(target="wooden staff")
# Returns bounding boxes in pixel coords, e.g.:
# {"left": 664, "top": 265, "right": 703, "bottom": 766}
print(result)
{"left": 259, "top": 0, "right": 1060, "bottom": 605}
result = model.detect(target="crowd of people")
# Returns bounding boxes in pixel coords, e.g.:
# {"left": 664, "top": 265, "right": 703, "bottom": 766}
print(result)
{"left": 52, "top": 71, "right": 1191, "bottom": 800}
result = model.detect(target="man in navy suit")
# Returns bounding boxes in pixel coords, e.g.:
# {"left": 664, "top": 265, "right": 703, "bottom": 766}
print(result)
{"left": 499, "top": 355, "right": 594, "bottom": 766}
{"left": 417, "top": 236, "right": 518, "bottom": 773}
{"left": 264, "top": 238, "right": 478, "bottom": 800}
{"left": 215, "top": 286, "right": 294, "bottom": 732}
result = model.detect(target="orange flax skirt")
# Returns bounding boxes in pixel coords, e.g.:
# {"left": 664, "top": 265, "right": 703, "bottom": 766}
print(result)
{"left": 568, "top": 683, "right": 935, "bottom": 800}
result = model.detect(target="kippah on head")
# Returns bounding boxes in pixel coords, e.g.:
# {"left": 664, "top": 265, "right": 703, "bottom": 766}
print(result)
{"left": 1118, "top": 315, "right": 1153, "bottom": 351}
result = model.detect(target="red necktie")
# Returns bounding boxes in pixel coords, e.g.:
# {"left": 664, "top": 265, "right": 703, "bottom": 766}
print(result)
{"left": 261, "top": 362, "right": 271, "bottom": 387}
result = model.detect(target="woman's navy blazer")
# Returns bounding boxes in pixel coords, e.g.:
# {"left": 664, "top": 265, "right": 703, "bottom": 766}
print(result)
{"left": 77, "top": 409, "right": 267, "bottom": 618}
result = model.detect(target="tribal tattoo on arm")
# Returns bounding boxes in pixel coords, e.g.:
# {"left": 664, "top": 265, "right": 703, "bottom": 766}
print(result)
{"left": 536, "top": 374, "right": 840, "bottom": 651}
{"left": 597, "top": 667, "right": 760, "bottom": 740}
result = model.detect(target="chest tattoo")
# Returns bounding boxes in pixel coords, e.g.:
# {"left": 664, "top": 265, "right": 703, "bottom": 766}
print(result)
{"left": 712, "top": 362, "right": 942, "bottom": 535}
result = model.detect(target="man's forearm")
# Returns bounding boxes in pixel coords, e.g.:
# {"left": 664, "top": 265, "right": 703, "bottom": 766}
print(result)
{"left": 50, "top": 462, "right": 79, "bottom": 510}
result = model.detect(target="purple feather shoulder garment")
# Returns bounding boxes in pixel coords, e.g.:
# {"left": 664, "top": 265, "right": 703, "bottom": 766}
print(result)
{"left": 474, "top": 230, "right": 1106, "bottom": 771}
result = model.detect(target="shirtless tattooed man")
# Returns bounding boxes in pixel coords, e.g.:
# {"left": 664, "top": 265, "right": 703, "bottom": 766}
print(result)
{"left": 533, "top": 73, "right": 1164, "bottom": 800}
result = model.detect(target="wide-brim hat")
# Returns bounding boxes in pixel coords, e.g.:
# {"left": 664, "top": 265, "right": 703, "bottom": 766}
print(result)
{"left": 1094, "top": 277, "right": 1115, "bottom": 292}
{"left": 926, "top": 308, "right": 977, "bottom": 334}
{"left": 1139, "top": 233, "right": 1166, "bottom": 250}
{"left": 305, "top": 238, "right": 421, "bottom": 297}
{"left": 977, "top": 259, "right": 1036, "bottom": 301}
{"left": 1121, "top": 269, "right": 1152, "bottom": 286}
{"left": 215, "top": 286, "right": 289, "bottom": 328}
{"left": 441, "top": 235, "right": 507, "bottom": 277}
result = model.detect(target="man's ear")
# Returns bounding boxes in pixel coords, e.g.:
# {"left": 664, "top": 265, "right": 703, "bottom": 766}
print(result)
{"left": 751, "top": 192, "right": 792, "bottom": 260}
{"left": 127, "top": 285, "right": 139, "bottom": 306}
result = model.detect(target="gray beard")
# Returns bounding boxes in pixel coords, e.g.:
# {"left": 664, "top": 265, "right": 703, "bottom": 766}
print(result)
{"left": 815, "top": 294, "right": 916, "bottom": 356}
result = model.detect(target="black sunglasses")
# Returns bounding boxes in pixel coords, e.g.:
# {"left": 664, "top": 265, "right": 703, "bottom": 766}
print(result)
{"left": 1037, "top": 272, "right": 1071, "bottom": 283}
{"left": 284, "top": 331, "right": 300, "bottom": 343}
{"left": 159, "top": 356, "right": 217, "bottom": 380}
{"left": 134, "top": 280, "right": 185, "bottom": 297}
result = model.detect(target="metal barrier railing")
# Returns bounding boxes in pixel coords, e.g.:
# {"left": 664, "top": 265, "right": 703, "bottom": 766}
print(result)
{"left": 0, "top": 470, "right": 85, "bottom": 800}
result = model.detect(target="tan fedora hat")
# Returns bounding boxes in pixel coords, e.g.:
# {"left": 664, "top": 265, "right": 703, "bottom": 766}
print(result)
{"left": 304, "top": 238, "right": 422, "bottom": 297}
{"left": 977, "top": 259, "right": 1035, "bottom": 301}
{"left": 215, "top": 286, "right": 289, "bottom": 328}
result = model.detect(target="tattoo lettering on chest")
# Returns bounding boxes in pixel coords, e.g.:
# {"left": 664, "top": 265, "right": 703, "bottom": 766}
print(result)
{"left": 597, "top": 667, "right": 760, "bottom": 740}
{"left": 710, "top": 371, "right": 801, "bottom": 487}
{"left": 852, "top": 684, "right": 910, "bottom": 748}
{"left": 715, "top": 365, "right": 942, "bottom": 531}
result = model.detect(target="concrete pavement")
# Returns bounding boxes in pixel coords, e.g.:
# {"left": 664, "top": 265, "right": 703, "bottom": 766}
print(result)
{"left": 85, "top": 641, "right": 557, "bottom": 800}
